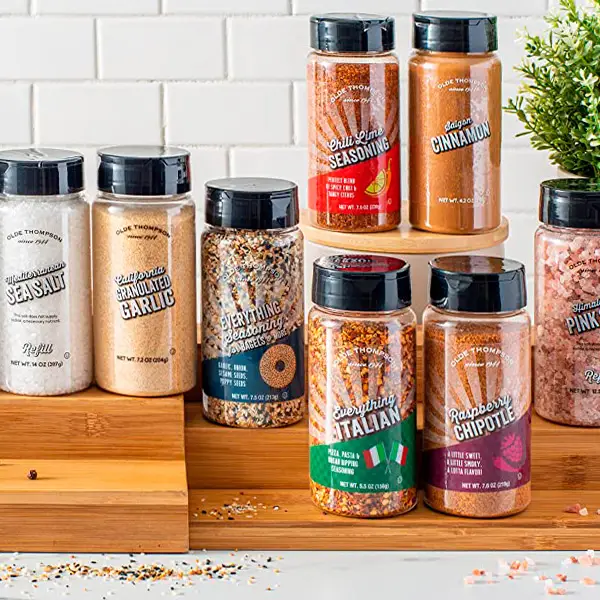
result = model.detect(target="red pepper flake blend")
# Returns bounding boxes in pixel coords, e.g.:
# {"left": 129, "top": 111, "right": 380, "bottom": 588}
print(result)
{"left": 27, "top": 469, "right": 37, "bottom": 480}
{"left": 564, "top": 503, "right": 582, "bottom": 514}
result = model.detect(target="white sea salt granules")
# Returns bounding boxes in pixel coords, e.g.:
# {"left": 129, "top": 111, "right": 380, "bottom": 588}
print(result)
{"left": 0, "top": 149, "right": 93, "bottom": 396}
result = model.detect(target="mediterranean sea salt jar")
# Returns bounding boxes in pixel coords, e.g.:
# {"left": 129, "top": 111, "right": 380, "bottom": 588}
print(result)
{"left": 308, "top": 255, "right": 417, "bottom": 518}
{"left": 423, "top": 256, "right": 531, "bottom": 518}
{"left": 535, "top": 179, "right": 600, "bottom": 426}
{"left": 92, "top": 146, "right": 197, "bottom": 397}
{"left": 0, "top": 148, "right": 93, "bottom": 395}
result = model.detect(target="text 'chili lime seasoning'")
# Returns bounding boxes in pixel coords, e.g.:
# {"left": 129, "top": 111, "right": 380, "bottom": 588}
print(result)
{"left": 309, "top": 255, "right": 417, "bottom": 518}
{"left": 201, "top": 178, "right": 304, "bottom": 429}
{"left": 308, "top": 14, "right": 401, "bottom": 233}
{"left": 423, "top": 256, "right": 531, "bottom": 518}
{"left": 535, "top": 180, "right": 600, "bottom": 426}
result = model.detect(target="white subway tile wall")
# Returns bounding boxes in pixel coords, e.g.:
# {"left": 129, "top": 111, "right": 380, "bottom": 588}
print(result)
{"left": 0, "top": 0, "right": 568, "bottom": 295}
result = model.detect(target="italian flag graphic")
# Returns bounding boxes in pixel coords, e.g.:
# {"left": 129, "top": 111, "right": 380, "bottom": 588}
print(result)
{"left": 390, "top": 440, "right": 408, "bottom": 466}
{"left": 363, "top": 443, "right": 386, "bottom": 469}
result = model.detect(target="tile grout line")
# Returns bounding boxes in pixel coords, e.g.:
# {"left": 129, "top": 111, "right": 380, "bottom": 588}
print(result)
{"left": 30, "top": 84, "right": 37, "bottom": 146}
{"left": 160, "top": 83, "right": 167, "bottom": 146}
{"left": 93, "top": 19, "right": 101, "bottom": 80}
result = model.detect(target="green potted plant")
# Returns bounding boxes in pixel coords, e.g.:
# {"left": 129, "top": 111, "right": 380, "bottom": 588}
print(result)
{"left": 506, "top": 0, "right": 600, "bottom": 177}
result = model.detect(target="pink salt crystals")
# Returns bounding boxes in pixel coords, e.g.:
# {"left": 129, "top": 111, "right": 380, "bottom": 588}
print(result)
{"left": 535, "top": 180, "right": 600, "bottom": 426}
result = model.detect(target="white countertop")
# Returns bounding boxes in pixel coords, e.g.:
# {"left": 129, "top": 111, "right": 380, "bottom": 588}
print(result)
{"left": 0, "top": 550, "right": 598, "bottom": 599}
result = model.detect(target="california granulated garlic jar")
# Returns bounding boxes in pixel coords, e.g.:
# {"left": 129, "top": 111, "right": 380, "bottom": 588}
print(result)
{"left": 308, "top": 14, "right": 400, "bottom": 233}
{"left": 201, "top": 178, "right": 304, "bottom": 428}
{"left": 92, "top": 146, "right": 197, "bottom": 397}
{"left": 536, "top": 180, "right": 600, "bottom": 427}
{"left": 0, "top": 149, "right": 93, "bottom": 396}
{"left": 409, "top": 12, "right": 501, "bottom": 234}
{"left": 423, "top": 256, "right": 531, "bottom": 518}
{"left": 309, "top": 255, "right": 417, "bottom": 518}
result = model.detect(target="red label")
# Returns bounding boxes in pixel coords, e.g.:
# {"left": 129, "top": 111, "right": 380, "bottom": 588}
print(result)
{"left": 309, "top": 144, "right": 400, "bottom": 215}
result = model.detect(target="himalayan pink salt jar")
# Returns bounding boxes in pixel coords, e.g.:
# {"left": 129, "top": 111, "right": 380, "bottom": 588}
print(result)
{"left": 535, "top": 179, "right": 600, "bottom": 426}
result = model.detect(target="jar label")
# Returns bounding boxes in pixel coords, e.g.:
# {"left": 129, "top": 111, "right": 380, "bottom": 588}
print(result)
{"left": 310, "top": 409, "right": 416, "bottom": 493}
{"left": 424, "top": 404, "right": 531, "bottom": 492}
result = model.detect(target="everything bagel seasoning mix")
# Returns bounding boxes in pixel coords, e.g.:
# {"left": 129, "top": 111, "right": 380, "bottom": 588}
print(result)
{"left": 308, "top": 255, "right": 417, "bottom": 518}
{"left": 201, "top": 178, "right": 304, "bottom": 428}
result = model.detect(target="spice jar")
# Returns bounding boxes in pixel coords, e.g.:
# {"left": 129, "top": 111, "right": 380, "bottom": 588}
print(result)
{"left": 92, "top": 146, "right": 197, "bottom": 397}
{"left": 535, "top": 179, "right": 600, "bottom": 426}
{"left": 309, "top": 255, "right": 417, "bottom": 518}
{"left": 409, "top": 12, "right": 501, "bottom": 234}
{"left": 423, "top": 256, "right": 531, "bottom": 518}
{"left": 308, "top": 14, "right": 400, "bottom": 233}
{"left": 0, "top": 148, "right": 93, "bottom": 396}
{"left": 201, "top": 178, "right": 304, "bottom": 428}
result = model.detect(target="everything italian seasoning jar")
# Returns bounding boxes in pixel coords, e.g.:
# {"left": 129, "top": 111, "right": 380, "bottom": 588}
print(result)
{"left": 201, "top": 178, "right": 304, "bottom": 428}
{"left": 423, "top": 256, "right": 531, "bottom": 518}
{"left": 535, "top": 180, "right": 600, "bottom": 426}
{"left": 309, "top": 255, "right": 417, "bottom": 518}
{"left": 409, "top": 12, "right": 501, "bottom": 234}
{"left": 0, "top": 149, "right": 93, "bottom": 396}
{"left": 308, "top": 14, "right": 401, "bottom": 233}
{"left": 92, "top": 146, "right": 197, "bottom": 397}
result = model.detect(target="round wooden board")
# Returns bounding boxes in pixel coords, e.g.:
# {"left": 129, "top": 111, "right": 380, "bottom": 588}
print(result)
{"left": 300, "top": 210, "right": 509, "bottom": 255}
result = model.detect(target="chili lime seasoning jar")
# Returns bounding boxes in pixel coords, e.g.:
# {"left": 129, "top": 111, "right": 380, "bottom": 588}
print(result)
{"left": 308, "top": 14, "right": 400, "bottom": 233}
{"left": 535, "top": 180, "right": 600, "bottom": 427}
{"left": 201, "top": 178, "right": 304, "bottom": 428}
{"left": 0, "top": 148, "right": 93, "bottom": 396}
{"left": 309, "top": 255, "right": 417, "bottom": 518}
{"left": 423, "top": 256, "right": 531, "bottom": 518}
{"left": 92, "top": 146, "right": 197, "bottom": 397}
{"left": 409, "top": 12, "right": 501, "bottom": 234}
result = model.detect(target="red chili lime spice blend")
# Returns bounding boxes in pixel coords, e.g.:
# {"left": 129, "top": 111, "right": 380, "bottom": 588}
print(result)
{"left": 308, "top": 14, "right": 401, "bottom": 233}
{"left": 423, "top": 256, "right": 531, "bottom": 518}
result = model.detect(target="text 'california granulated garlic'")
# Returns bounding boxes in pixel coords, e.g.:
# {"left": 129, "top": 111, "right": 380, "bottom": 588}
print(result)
{"left": 535, "top": 180, "right": 600, "bottom": 426}
{"left": 308, "top": 14, "right": 401, "bottom": 233}
{"left": 0, "top": 149, "right": 92, "bottom": 396}
{"left": 423, "top": 256, "right": 531, "bottom": 518}
{"left": 409, "top": 12, "right": 501, "bottom": 234}
{"left": 309, "top": 255, "right": 417, "bottom": 518}
{"left": 92, "top": 146, "right": 197, "bottom": 397}
{"left": 201, "top": 178, "right": 304, "bottom": 428}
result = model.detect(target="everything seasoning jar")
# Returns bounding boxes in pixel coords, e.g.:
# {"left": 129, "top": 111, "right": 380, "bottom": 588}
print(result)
{"left": 0, "top": 149, "right": 93, "bottom": 396}
{"left": 201, "top": 178, "right": 304, "bottom": 428}
{"left": 308, "top": 255, "right": 417, "bottom": 518}
{"left": 535, "top": 180, "right": 600, "bottom": 426}
{"left": 423, "top": 256, "right": 531, "bottom": 518}
{"left": 308, "top": 14, "right": 401, "bottom": 233}
{"left": 93, "top": 146, "right": 197, "bottom": 397}
{"left": 409, "top": 12, "right": 501, "bottom": 234}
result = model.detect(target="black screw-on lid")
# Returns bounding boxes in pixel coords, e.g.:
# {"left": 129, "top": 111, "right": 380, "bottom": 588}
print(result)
{"left": 0, "top": 148, "right": 84, "bottom": 196}
{"left": 312, "top": 254, "right": 411, "bottom": 312}
{"left": 429, "top": 256, "right": 526, "bottom": 314}
{"left": 413, "top": 11, "right": 497, "bottom": 53}
{"left": 205, "top": 177, "right": 299, "bottom": 230}
{"left": 310, "top": 13, "right": 395, "bottom": 53}
{"left": 98, "top": 146, "right": 191, "bottom": 196}
{"left": 540, "top": 179, "right": 600, "bottom": 229}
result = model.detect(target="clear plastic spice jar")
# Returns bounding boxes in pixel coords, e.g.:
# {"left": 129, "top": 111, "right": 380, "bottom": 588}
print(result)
{"left": 201, "top": 178, "right": 305, "bottom": 428}
{"left": 92, "top": 146, "right": 197, "bottom": 397}
{"left": 423, "top": 256, "right": 531, "bottom": 518}
{"left": 308, "top": 14, "right": 401, "bottom": 233}
{"left": 409, "top": 12, "right": 501, "bottom": 234}
{"left": 308, "top": 255, "right": 417, "bottom": 518}
{"left": 0, "top": 149, "right": 93, "bottom": 396}
{"left": 535, "top": 180, "right": 600, "bottom": 426}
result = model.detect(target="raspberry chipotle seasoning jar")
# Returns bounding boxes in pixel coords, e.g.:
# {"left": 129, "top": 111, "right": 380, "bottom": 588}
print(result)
{"left": 308, "top": 14, "right": 401, "bottom": 233}
{"left": 309, "top": 255, "right": 417, "bottom": 518}
{"left": 423, "top": 257, "right": 531, "bottom": 518}
{"left": 535, "top": 180, "right": 600, "bottom": 426}
{"left": 201, "top": 178, "right": 304, "bottom": 428}
{"left": 92, "top": 146, "right": 197, "bottom": 397}
{"left": 409, "top": 12, "right": 501, "bottom": 234}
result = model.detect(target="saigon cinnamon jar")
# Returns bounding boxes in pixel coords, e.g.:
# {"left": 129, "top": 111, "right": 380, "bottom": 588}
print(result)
{"left": 308, "top": 14, "right": 401, "bottom": 233}
{"left": 423, "top": 256, "right": 531, "bottom": 518}
{"left": 409, "top": 12, "right": 501, "bottom": 234}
